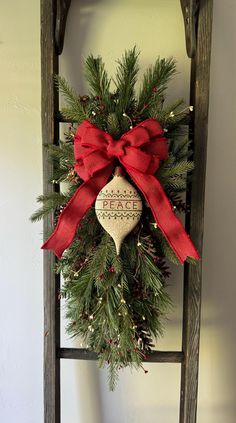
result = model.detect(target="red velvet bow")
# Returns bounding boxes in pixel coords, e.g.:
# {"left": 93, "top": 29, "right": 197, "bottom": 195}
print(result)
{"left": 42, "top": 118, "right": 200, "bottom": 263}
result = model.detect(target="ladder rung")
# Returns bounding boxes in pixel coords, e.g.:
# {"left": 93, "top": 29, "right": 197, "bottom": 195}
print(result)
{"left": 58, "top": 348, "right": 184, "bottom": 363}
{"left": 55, "top": 112, "right": 76, "bottom": 123}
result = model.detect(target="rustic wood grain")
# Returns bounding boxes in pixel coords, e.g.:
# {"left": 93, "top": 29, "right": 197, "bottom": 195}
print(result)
{"left": 58, "top": 348, "right": 184, "bottom": 363}
{"left": 180, "top": 1, "right": 213, "bottom": 422}
{"left": 41, "top": 1, "right": 61, "bottom": 422}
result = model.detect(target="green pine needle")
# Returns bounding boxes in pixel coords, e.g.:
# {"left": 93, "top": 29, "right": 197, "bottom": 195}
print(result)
{"left": 55, "top": 75, "right": 88, "bottom": 122}
{"left": 30, "top": 192, "right": 68, "bottom": 222}
{"left": 138, "top": 57, "right": 177, "bottom": 111}
{"left": 114, "top": 46, "right": 140, "bottom": 116}
{"left": 84, "top": 55, "right": 111, "bottom": 107}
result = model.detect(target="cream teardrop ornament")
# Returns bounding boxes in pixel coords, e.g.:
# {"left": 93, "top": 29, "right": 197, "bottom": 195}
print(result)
{"left": 95, "top": 167, "right": 142, "bottom": 254}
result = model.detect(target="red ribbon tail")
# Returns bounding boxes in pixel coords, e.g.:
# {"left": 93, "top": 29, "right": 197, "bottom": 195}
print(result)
{"left": 127, "top": 171, "right": 200, "bottom": 264}
{"left": 42, "top": 168, "right": 113, "bottom": 258}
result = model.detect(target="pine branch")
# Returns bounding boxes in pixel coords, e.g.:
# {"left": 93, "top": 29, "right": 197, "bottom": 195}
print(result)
{"left": 55, "top": 75, "right": 88, "bottom": 122}
{"left": 149, "top": 99, "right": 184, "bottom": 125}
{"left": 168, "top": 192, "right": 188, "bottom": 213}
{"left": 158, "top": 159, "right": 194, "bottom": 179}
{"left": 138, "top": 57, "right": 177, "bottom": 111}
{"left": 59, "top": 107, "right": 83, "bottom": 122}
{"left": 168, "top": 136, "right": 192, "bottom": 160}
{"left": 47, "top": 143, "right": 74, "bottom": 165}
{"left": 84, "top": 55, "right": 111, "bottom": 109}
{"left": 44, "top": 141, "right": 79, "bottom": 185}
{"left": 166, "top": 176, "right": 188, "bottom": 191}
{"left": 114, "top": 46, "right": 140, "bottom": 116}
{"left": 151, "top": 227, "right": 180, "bottom": 264}
{"left": 30, "top": 192, "right": 69, "bottom": 222}
{"left": 157, "top": 154, "right": 194, "bottom": 192}
{"left": 107, "top": 113, "right": 121, "bottom": 139}
{"left": 107, "top": 363, "right": 119, "bottom": 391}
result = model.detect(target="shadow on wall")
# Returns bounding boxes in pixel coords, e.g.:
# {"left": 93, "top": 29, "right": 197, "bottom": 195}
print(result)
{"left": 60, "top": 1, "right": 190, "bottom": 422}
{"left": 60, "top": 0, "right": 103, "bottom": 94}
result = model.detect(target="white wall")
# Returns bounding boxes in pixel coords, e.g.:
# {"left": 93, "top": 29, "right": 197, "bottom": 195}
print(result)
{"left": 198, "top": 1, "right": 236, "bottom": 420}
{"left": 0, "top": 1, "right": 235, "bottom": 422}
{"left": 0, "top": 1, "right": 43, "bottom": 423}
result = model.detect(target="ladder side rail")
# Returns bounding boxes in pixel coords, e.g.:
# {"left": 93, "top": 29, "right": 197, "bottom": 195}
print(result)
{"left": 180, "top": 1, "right": 213, "bottom": 422}
{"left": 41, "top": 1, "right": 61, "bottom": 422}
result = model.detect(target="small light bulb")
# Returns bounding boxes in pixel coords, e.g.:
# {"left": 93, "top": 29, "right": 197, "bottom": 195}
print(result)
{"left": 189, "top": 106, "right": 194, "bottom": 111}
{"left": 137, "top": 241, "right": 142, "bottom": 247}
{"left": 169, "top": 111, "right": 175, "bottom": 118}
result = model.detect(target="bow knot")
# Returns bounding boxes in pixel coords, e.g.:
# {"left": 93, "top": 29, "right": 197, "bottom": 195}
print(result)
{"left": 107, "top": 137, "right": 127, "bottom": 158}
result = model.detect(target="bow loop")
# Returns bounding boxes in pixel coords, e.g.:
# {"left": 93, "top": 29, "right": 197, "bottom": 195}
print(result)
{"left": 74, "top": 118, "right": 168, "bottom": 179}
{"left": 75, "top": 150, "right": 112, "bottom": 181}
{"left": 121, "top": 126, "right": 150, "bottom": 148}
{"left": 42, "top": 118, "right": 199, "bottom": 264}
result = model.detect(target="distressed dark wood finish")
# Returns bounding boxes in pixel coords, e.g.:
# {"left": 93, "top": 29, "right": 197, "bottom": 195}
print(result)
{"left": 58, "top": 348, "right": 184, "bottom": 363}
{"left": 180, "top": 0, "right": 200, "bottom": 58}
{"left": 41, "top": 1, "right": 60, "bottom": 422}
{"left": 180, "top": 1, "right": 213, "bottom": 422}
{"left": 145, "top": 351, "right": 183, "bottom": 364}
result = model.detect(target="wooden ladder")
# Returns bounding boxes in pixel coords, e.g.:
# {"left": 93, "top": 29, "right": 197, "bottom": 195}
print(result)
{"left": 41, "top": 1, "right": 213, "bottom": 421}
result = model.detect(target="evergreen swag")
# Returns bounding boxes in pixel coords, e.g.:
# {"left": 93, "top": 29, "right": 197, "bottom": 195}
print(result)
{"left": 32, "top": 47, "right": 196, "bottom": 390}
